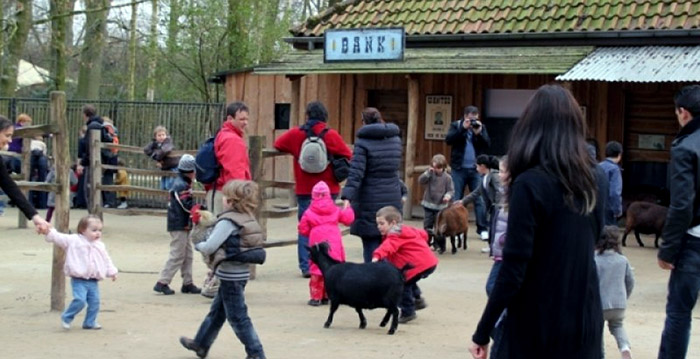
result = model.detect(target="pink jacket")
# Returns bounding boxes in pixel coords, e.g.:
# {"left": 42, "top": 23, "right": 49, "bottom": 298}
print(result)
{"left": 45, "top": 229, "right": 118, "bottom": 280}
{"left": 299, "top": 195, "right": 354, "bottom": 276}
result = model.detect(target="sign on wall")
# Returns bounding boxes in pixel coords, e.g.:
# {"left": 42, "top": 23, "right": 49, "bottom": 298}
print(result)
{"left": 425, "top": 95, "right": 452, "bottom": 140}
{"left": 324, "top": 28, "right": 404, "bottom": 62}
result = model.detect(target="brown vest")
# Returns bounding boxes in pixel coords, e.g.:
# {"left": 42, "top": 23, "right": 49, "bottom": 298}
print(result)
{"left": 217, "top": 211, "right": 265, "bottom": 249}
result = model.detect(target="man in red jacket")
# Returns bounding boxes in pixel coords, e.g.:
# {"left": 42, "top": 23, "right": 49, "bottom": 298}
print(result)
{"left": 274, "top": 101, "right": 352, "bottom": 277}
{"left": 207, "top": 102, "right": 251, "bottom": 215}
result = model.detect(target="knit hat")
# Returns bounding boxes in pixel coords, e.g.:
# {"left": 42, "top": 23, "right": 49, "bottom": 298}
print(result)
{"left": 312, "top": 181, "right": 330, "bottom": 199}
{"left": 178, "top": 154, "right": 196, "bottom": 173}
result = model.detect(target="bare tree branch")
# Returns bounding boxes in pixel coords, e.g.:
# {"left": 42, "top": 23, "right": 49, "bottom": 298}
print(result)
{"left": 33, "top": 0, "right": 150, "bottom": 25}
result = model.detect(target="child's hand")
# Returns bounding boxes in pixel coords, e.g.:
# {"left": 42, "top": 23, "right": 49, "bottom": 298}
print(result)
{"left": 469, "top": 342, "right": 489, "bottom": 359}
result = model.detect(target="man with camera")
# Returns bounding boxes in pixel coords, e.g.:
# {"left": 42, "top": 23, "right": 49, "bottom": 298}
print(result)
{"left": 445, "top": 105, "right": 491, "bottom": 240}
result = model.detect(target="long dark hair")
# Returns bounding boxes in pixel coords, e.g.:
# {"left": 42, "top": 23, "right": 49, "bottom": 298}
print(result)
{"left": 506, "top": 84, "right": 597, "bottom": 214}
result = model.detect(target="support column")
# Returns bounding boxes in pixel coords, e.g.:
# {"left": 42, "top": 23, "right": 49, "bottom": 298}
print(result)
{"left": 50, "top": 91, "right": 69, "bottom": 311}
{"left": 88, "top": 129, "right": 103, "bottom": 219}
{"left": 404, "top": 75, "right": 420, "bottom": 220}
{"left": 249, "top": 135, "right": 265, "bottom": 280}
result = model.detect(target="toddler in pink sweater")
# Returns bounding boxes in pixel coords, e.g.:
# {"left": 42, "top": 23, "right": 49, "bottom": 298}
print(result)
{"left": 299, "top": 181, "right": 354, "bottom": 306}
{"left": 45, "top": 215, "right": 118, "bottom": 330}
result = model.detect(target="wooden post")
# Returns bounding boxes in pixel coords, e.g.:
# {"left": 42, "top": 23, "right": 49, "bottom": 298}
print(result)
{"left": 50, "top": 91, "right": 69, "bottom": 311}
{"left": 88, "top": 129, "right": 103, "bottom": 219}
{"left": 288, "top": 75, "right": 302, "bottom": 210}
{"left": 403, "top": 75, "right": 420, "bottom": 220}
{"left": 17, "top": 137, "right": 31, "bottom": 228}
{"left": 248, "top": 135, "right": 265, "bottom": 280}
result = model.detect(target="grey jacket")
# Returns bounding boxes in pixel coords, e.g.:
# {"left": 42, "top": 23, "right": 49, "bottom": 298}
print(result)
{"left": 418, "top": 169, "right": 454, "bottom": 210}
{"left": 461, "top": 169, "right": 501, "bottom": 211}
{"left": 594, "top": 250, "right": 634, "bottom": 310}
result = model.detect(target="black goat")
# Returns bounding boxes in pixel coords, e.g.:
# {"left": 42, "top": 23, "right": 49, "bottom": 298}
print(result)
{"left": 309, "top": 242, "right": 405, "bottom": 335}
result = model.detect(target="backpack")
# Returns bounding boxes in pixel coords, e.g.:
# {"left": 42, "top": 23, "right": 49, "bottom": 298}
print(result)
{"left": 298, "top": 127, "right": 330, "bottom": 174}
{"left": 100, "top": 123, "right": 119, "bottom": 159}
{"left": 195, "top": 135, "right": 220, "bottom": 185}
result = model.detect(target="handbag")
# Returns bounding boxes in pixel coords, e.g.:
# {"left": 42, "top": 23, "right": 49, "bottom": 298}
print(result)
{"left": 330, "top": 156, "right": 350, "bottom": 182}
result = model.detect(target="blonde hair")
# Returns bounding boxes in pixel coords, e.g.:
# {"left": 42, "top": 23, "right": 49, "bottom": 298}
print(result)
{"left": 16, "top": 113, "right": 32, "bottom": 125}
{"left": 77, "top": 215, "right": 102, "bottom": 234}
{"left": 221, "top": 180, "right": 259, "bottom": 216}
{"left": 153, "top": 125, "right": 168, "bottom": 137}
{"left": 376, "top": 206, "right": 402, "bottom": 224}
{"left": 431, "top": 154, "right": 447, "bottom": 169}
{"left": 102, "top": 116, "right": 113, "bottom": 124}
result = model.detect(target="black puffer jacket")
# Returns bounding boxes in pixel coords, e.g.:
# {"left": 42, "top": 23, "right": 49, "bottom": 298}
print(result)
{"left": 341, "top": 123, "right": 403, "bottom": 238}
{"left": 80, "top": 116, "right": 113, "bottom": 167}
{"left": 167, "top": 172, "right": 194, "bottom": 231}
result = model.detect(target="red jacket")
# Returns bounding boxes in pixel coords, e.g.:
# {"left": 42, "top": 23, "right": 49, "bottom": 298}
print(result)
{"left": 214, "top": 121, "right": 251, "bottom": 190}
{"left": 274, "top": 122, "right": 352, "bottom": 195}
{"left": 373, "top": 225, "right": 439, "bottom": 281}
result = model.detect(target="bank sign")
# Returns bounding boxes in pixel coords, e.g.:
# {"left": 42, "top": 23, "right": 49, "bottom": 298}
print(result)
{"left": 324, "top": 28, "right": 405, "bottom": 62}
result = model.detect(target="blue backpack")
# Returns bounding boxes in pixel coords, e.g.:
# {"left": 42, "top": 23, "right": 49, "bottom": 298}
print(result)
{"left": 195, "top": 135, "right": 220, "bottom": 185}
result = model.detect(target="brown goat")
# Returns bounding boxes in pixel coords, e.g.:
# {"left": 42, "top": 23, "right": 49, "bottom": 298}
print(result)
{"left": 433, "top": 204, "right": 469, "bottom": 254}
{"left": 623, "top": 201, "right": 668, "bottom": 248}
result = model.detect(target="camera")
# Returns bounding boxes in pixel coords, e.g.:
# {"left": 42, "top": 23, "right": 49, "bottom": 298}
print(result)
{"left": 470, "top": 119, "right": 481, "bottom": 129}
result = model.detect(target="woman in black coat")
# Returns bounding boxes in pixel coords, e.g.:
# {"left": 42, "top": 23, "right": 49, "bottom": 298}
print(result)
{"left": 469, "top": 85, "right": 605, "bottom": 359}
{"left": 0, "top": 115, "right": 50, "bottom": 234}
{"left": 341, "top": 108, "right": 403, "bottom": 263}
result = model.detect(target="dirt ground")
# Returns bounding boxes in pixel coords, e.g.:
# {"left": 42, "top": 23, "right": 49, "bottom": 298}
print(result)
{"left": 1, "top": 207, "right": 699, "bottom": 359}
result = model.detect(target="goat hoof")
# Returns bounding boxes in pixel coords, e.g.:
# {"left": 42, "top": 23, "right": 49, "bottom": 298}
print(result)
{"left": 438, "top": 249, "right": 445, "bottom": 255}
{"left": 379, "top": 321, "right": 387, "bottom": 327}
{"left": 451, "top": 248, "right": 457, "bottom": 255}
{"left": 324, "top": 322, "right": 331, "bottom": 328}
{"left": 359, "top": 322, "right": 367, "bottom": 329}
{"left": 387, "top": 329, "right": 396, "bottom": 335}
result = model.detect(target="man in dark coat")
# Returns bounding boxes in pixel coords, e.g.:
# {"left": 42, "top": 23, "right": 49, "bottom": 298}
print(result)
{"left": 445, "top": 105, "right": 490, "bottom": 240}
{"left": 658, "top": 84, "right": 700, "bottom": 359}
{"left": 341, "top": 108, "right": 403, "bottom": 263}
{"left": 76, "top": 104, "right": 116, "bottom": 209}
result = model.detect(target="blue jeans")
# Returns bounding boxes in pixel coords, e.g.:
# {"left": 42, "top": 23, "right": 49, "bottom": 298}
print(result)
{"left": 62, "top": 278, "right": 100, "bottom": 327}
{"left": 297, "top": 195, "right": 312, "bottom": 274}
{"left": 361, "top": 235, "right": 382, "bottom": 263}
{"left": 400, "top": 266, "right": 436, "bottom": 316}
{"left": 0, "top": 189, "right": 5, "bottom": 214}
{"left": 194, "top": 280, "right": 265, "bottom": 359}
{"left": 659, "top": 235, "right": 700, "bottom": 359}
{"left": 604, "top": 209, "right": 618, "bottom": 226}
{"left": 161, "top": 169, "right": 177, "bottom": 190}
{"left": 485, "top": 260, "right": 503, "bottom": 296}
{"left": 451, "top": 167, "right": 487, "bottom": 233}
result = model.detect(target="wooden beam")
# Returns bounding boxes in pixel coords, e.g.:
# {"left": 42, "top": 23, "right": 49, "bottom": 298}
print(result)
{"left": 248, "top": 135, "right": 265, "bottom": 280}
{"left": 102, "top": 208, "right": 167, "bottom": 216}
{"left": 290, "top": 76, "right": 302, "bottom": 128}
{"left": 13, "top": 182, "right": 60, "bottom": 192}
{"left": 18, "top": 137, "right": 31, "bottom": 229}
{"left": 404, "top": 75, "right": 420, "bottom": 220}
{"left": 89, "top": 129, "right": 103, "bottom": 219}
{"left": 0, "top": 150, "right": 21, "bottom": 158}
{"left": 102, "top": 165, "right": 179, "bottom": 177}
{"left": 50, "top": 91, "right": 69, "bottom": 312}
{"left": 14, "top": 123, "right": 60, "bottom": 138}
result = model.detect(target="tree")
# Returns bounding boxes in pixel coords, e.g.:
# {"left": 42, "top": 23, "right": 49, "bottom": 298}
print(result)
{"left": 145, "top": 0, "right": 157, "bottom": 101}
{"left": 50, "top": 0, "right": 70, "bottom": 91}
{"left": 126, "top": 0, "right": 137, "bottom": 100}
{"left": 0, "top": 0, "right": 33, "bottom": 97}
{"left": 76, "top": 0, "right": 111, "bottom": 100}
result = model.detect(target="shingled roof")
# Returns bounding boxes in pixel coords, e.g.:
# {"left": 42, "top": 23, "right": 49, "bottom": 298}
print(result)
{"left": 292, "top": 0, "right": 700, "bottom": 37}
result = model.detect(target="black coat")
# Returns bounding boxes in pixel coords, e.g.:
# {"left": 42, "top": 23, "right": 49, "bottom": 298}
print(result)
{"left": 0, "top": 155, "right": 37, "bottom": 219}
{"left": 167, "top": 173, "right": 194, "bottom": 232}
{"left": 80, "top": 116, "right": 114, "bottom": 167}
{"left": 445, "top": 119, "right": 490, "bottom": 170}
{"left": 473, "top": 167, "right": 606, "bottom": 358}
{"left": 341, "top": 123, "right": 403, "bottom": 238}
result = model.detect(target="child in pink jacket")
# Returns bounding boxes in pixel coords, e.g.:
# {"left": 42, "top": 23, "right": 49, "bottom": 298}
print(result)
{"left": 299, "top": 181, "right": 354, "bottom": 306}
{"left": 45, "top": 215, "right": 118, "bottom": 330}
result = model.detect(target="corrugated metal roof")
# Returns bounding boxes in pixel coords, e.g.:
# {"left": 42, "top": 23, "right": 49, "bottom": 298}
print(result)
{"left": 293, "top": 0, "right": 700, "bottom": 37}
{"left": 254, "top": 46, "right": 593, "bottom": 75}
{"left": 556, "top": 46, "right": 700, "bottom": 82}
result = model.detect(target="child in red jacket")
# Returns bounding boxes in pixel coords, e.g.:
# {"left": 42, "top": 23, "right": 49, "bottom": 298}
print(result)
{"left": 299, "top": 181, "right": 355, "bottom": 306}
{"left": 372, "top": 206, "right": 438, "bottom": 323}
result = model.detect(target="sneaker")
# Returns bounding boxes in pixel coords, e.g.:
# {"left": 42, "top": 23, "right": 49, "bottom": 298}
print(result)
{"left": 398, "top": 313, "right": 417, "bottom": 323}
{"left": 480, "top": 231, "right": 489, "bottom": 241}
{"left": 103, "top": 204, "right": 111, "bottom": 208}
{"left": 621, "top": 348, "right": 632, "bottom": 359}
{"left": 480, "top": 246, "right": 491, "bottom": 253}
{"left": 153, "top": 282, "right": 175, "bottom": 295}
{"left": 180, "top": 336, "right": 208, "bottom": 359}
{"left": 181, "top": 283, "right": 202, "bottom": 294}
{"left": 117, "top": 202, "right": 128, "bottom": 209}
{"left": 307, "top": 299, "right": 322, "bottom": 306}
{"left": 415, "top": 297, "right": 427, "bottom": 310}
{"left": 61, "top": 321, "right": 71, "bottom": 330}
{"left": 82, "top": 323, "right": 102, "bottom": 330}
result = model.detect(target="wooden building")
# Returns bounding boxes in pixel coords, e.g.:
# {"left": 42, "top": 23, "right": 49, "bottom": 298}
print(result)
{"left": 213, "top": 0, "right": 700, "bottom": 216}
